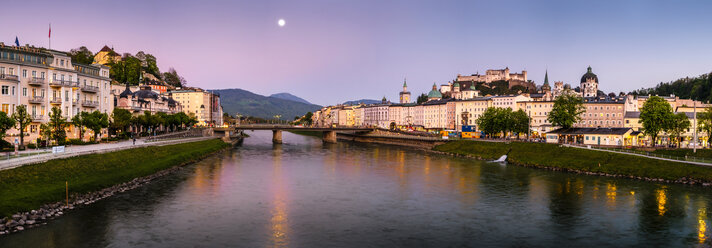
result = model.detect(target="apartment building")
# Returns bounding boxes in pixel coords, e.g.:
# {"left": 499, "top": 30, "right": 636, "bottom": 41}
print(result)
{"left": 454, "top": 97, "right": 493, "bottom": 131}
{"left": 1, "top": 44, "right": 112, "bottom": 144}
{"left": 170, "top": 88, "right": 223, "bottom": 126}
{"left": 576, "top": 96, "right": 626, "bottom": 128}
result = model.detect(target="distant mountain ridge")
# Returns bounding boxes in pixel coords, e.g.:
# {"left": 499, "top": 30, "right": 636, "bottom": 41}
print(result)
{"left": 269, "top": 92, "right": 313, "bottom": 105}
{"left": 212, "top": 88, "right": 321, "bottom": 120}
{"left": 343, "top": 99, "right": 381, "bottom": 105}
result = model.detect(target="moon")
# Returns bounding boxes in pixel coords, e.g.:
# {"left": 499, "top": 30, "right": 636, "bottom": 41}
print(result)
{"left": 278, "top": 19, "right": 286, "bottom": 27}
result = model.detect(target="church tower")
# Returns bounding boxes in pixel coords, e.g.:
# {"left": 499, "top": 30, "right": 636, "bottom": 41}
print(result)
{"left": 580, "top": 66, "right": 599, "bottom": 97}
{"left": 399, "top": 78, "right": 411, "bottom": 103}
{"left": 541, "top": 70, "right": 551, "bottom": 93}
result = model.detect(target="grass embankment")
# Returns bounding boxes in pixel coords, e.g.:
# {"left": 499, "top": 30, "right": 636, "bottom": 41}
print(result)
{"left": 435, "top": 140, "right": 712, "bottom": 183}
{"left": 0, "top": 139, "right": 229, "bottom": 217}
{"left": 633, "top": 148, "right": 712, "bottom": 159}
{"left": 289, "top": 130, "right": 323, "bottom": 138}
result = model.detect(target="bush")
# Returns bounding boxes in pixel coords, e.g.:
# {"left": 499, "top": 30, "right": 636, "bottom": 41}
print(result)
{"left": 0, "top": 139, "right": 12, "bottom": 149}
{"left": 26, "top": 143, "right": 37, "bottom": 149}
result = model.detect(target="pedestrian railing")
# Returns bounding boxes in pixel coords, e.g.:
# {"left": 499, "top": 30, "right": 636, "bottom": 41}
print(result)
{"left": 1, "top": 150, "right": 51, "bottom": 161}
{"left": 575, "top": 145, "right": 712, "bottom": 164}
{"left": 145, "top": 129, "right": 205, "bottom": 142}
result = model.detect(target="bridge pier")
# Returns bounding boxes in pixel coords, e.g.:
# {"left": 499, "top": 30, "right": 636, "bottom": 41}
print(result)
{"left": 272, "top": 130, "right": 283, "bottom": 144}
{"left": 323, "top": 131, "right": 337, "bottom": 143}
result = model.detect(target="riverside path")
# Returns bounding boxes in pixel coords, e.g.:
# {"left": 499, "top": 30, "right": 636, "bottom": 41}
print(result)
{"left": 0, "top": 136, "right": 217, "bottom": 171}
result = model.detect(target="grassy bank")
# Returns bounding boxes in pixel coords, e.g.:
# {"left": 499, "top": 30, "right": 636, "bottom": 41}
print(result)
{"left": 435, "top": 140, "right": 712, "bottom": 183}
{"left": 0, "top": 139, "right": 229, "bottom": 217}
{"left": 289, "top": 130, "right": 323, "bottom": 138}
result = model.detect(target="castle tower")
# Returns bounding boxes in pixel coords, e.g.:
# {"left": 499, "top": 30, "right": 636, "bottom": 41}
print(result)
{"left": 580, "top": 66, "right": 599, "bottom": 97}
{"left": 399, "top": 78, "right": 411, "bottom": 104}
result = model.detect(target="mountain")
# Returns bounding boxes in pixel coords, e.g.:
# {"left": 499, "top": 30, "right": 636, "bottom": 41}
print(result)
{"left": 269, "top": 92, "right": 313, "bottom": 105}
{"left": 213, "top": 88, "right": 322, "bottom": 120}
{"left": 630, "top": 72, "right": 712, "bottom": 103}
{"left": 343, "top": 99, "right": 381, "bottom": 105}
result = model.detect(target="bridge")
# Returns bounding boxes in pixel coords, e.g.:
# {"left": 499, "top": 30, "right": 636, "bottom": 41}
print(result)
{"left": 214, "top": 125, "right": 374, "bottom": 144}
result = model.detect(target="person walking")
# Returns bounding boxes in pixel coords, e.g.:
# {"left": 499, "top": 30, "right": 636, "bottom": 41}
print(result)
{"left": 133, "top": 135, "right": 136, "bottom": 145}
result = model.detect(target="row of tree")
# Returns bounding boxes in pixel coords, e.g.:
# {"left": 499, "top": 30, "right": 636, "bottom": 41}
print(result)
{"left": 1, "top": 105, "right": 199, "bottom": 148}
{"left": 475, "top": 107, "right": 530, "bottom": 138}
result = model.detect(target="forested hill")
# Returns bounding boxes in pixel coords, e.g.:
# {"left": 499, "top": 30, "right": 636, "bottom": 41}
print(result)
{"left": 213, "top": 88, "right": 321, "bottom": 120}
{"left": 630, "top": 72, "right": 712, "bottom": 103}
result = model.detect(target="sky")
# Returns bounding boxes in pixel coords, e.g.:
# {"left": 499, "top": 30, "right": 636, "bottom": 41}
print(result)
{"left": 2, "top": 0, "right": 711, "bottom": 106}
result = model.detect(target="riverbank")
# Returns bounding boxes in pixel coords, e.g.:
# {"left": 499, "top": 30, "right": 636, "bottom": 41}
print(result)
{"left": 434, "top": 140, "right": 712, "bottom": 186}
{"left": 0, "top": 139, "right": 229, "bottom": 234}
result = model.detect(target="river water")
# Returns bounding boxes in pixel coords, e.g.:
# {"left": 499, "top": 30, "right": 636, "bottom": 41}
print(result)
{"left": 1, "top": 131, "right": 712, "bottom": 247}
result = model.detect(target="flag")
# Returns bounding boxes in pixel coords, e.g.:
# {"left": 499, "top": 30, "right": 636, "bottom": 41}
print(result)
{"left": 49, "top": 23, "right": 51, "bottom": 38}
{"left": 14, "top": 36, "right": 19, "bottom": 46}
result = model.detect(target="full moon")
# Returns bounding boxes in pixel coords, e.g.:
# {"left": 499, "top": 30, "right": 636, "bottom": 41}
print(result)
{"left": 278, "top": 19, "right": 286, "bottom": 27}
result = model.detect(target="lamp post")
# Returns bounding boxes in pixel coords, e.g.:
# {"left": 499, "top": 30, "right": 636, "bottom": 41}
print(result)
{"left": 694, "top": 101, "right": 698, "bottom": 153}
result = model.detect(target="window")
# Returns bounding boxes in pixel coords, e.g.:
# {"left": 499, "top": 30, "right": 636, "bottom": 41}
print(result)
{"left": 41, "top": 72, "right": 45, "bottom": 79}
{"left": 11, "top": 86, "right": 15, "bottom": 95}
{"left": 1, "top": 86, "right": 8, "bottom": 95}
{"left": 53, "top": 73, "right": 57, "bottom": 80}
{"left": 60, "top": 60, "right": 64, "bottom": 66}
{"left": 22, "top": 88, "right": 27, "bottom": 96}
{"left": 32, "top": 71, "right": 36, "bottom": 78}
{"left": 22, "top": 69, "right": 27, "bottom": 78}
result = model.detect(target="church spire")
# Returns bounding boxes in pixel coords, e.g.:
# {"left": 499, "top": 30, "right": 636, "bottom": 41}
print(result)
{"left": 544, "top": 70, "right": 549, "bottom": 85}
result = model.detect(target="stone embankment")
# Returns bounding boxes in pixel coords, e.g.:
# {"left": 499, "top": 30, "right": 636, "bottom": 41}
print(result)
{"left": 0, "top": 164, "right": 186, "bottom": 236}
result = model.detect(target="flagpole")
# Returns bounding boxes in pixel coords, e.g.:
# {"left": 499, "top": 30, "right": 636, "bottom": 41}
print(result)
{"left": 48, "top": 23, "right": 51, "bottom": 50}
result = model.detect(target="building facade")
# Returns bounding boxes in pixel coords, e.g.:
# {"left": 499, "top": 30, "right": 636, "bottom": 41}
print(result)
{"left": 1, "top": 44, "right": 113, "bottom": 144}
{"left": 170, "top": 88, "right": 223, "bottom": 126}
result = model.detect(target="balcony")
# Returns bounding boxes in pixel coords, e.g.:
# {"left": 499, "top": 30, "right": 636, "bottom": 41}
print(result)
{"left": 28, "top": 77, "right": 46, "bottom": 86}
{"left": 82, "top": 100, "right": 99, "bottom": 108}
{"left": 50, "top": 97, "right": 62, "bottom": 105}
{"left": 28, "top": 96, "right": 45, "bottom": 104}
{"left": 49, "top": 80, "right": 78, "bottom": 88}
{"left": 31, "top": 115, "right": 44, "bottom": 121}
{"left": 80, "top": 85, "right": 100, "bottom": 93}
{"left": 0, "top": 74, "right": 19, "bottom": 82}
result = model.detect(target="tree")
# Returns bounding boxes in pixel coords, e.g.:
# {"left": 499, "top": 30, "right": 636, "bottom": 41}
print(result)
{"left": 667, "top": 112, "right": 690, "bottom": 147}
{"left": 698, "top": 107, "right": 712, "bottom": 147}
{"left": 0, "top": 111, "right": 16, "bottom": 142}
{"left": 11, "top": 105, "right": 31, "bottom": 147}
{"left": 639, "top": 96, "right": 674, "bottom": 146}
{"left": 48, "top": 106, "right": 67, "bottom": 144}
{"left": 83, "top": 111, "right": 109, "bottom": 142}
{"left": 162, "top": 68, "right": 186, "bottom": 87}
{"left": 111, "top": 108, "right": 132, "bottom": 135}
{"left": 72, "top": 112, "right": 86, "bottom": 141}
{"left": 39, "top": 123, "right": 52, "bottom": 145}
{"left": 511, "top": 109, "right": 530, "bottom": 138}
{"left": 303, "top": 112, "right": 313, "bottom": 126}
{"left": 416, "top": 93, "right": 428, "bottom": 104}
{"left": 69, "top": 46, "right": 94, "bottom": 64}
{"left": 547, "top": 93, "right": 585, "bottom": 129}
{"left": 476, "top": 107, "right": 515, "bottom": 138}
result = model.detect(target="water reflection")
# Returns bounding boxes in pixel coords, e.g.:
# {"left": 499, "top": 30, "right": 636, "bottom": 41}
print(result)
{"left": 2, "top": 131, "right": 712, "bottom": 247}
{"left": 270, "top": 143, "right": 289, "bottom": 247}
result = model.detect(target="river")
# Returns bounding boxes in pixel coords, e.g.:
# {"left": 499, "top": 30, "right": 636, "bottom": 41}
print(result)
{"left": 1, "top": 131, "right": 711, "bottom": 247}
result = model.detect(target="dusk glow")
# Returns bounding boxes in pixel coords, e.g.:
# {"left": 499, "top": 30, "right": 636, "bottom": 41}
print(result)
{"left": 2, "top": 0, "right": 711, "bottom": 105}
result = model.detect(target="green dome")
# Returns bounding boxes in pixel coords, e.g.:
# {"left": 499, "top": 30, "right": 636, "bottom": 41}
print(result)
{"left": 470, "top": 85, "right": 476, "bottom": 90}
{"left": 428, "top": 89, "right": 442, "bottom": 98}
{"left": 453, "top": 82, "right": 460, "bottom": 88}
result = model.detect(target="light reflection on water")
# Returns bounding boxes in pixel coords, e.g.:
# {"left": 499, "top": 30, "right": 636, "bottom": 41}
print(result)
{"left": 1, "top": 131, "right": 712, "bottom": 247}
